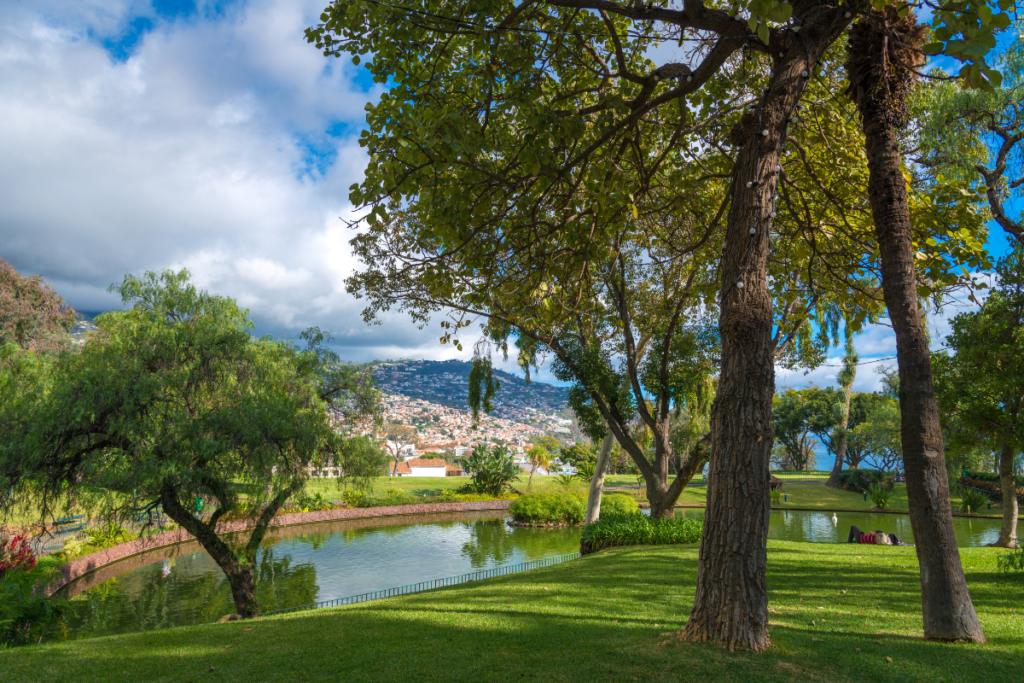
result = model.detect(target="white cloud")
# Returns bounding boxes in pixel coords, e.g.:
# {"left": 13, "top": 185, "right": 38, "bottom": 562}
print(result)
{"left": 0, "top": 0, "right": 459, "bottom": 362}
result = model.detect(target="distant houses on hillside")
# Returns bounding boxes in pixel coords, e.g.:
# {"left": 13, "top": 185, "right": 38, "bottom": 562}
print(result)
{"left": 388, "top": 458, "right": 463, "bottom": 477}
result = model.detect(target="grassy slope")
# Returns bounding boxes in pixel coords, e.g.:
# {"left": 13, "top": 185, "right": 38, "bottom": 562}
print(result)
{"left": 3, "top": 542, "right": 1020, "bottom": 683}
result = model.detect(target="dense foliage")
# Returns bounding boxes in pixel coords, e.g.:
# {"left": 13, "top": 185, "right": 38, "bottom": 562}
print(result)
{"left": 0, "top": 259, "right": 77, "bottom": 354}
{"left": 460, "top": 444, "right": 520, "bottom": 497}
{"left": 580, "top": 514, "right": 703, "bottom": 555}
{"left": 508, "top": 491, "right": 638, "bottom": 525}
{"left": 0, "top": 270, "right": 385, "bottom": 618}
{"left": 835, "top": 470, "right": 894, "bottom": 494}
{"left": 0, "top": 540, "right": 68, "bottom": 647}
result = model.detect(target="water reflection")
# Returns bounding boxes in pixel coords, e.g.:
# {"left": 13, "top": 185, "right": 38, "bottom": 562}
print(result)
{"left": 62, "top": 511, "right": 581, "bottom": 640}
{"left": 63, "top": 508, "right": 1002, "bottom": 640}
{"left": 63, "top": 547, "right": 319, "bottom": 638}
{"left": 672, "top": 509, "right": 1000, "bottom": 546}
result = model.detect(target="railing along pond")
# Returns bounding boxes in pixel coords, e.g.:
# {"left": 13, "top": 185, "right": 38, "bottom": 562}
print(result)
{"left": 261, "top": 552, "right": 582, "bottom": 617}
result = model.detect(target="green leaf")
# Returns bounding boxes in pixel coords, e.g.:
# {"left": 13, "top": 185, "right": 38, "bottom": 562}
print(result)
{"left": 757, "top": 21, "right": 770, "bottom": 45}
{"left": 766, "top": 3, "right": 792, "bottom": 22}
{"left": 921, "top": 42, "right": 944, "bottom": 55}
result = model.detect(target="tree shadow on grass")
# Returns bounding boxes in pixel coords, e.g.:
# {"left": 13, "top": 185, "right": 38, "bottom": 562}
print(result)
{"left": 1, "top": 544, "right": 1020, "bottom": 683}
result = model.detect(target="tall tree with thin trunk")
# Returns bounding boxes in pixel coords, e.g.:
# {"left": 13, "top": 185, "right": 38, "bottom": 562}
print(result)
{"left": 826, "top": 332, "right": 858, "bottom": 488}
{"left": 585, "top": 433, "right": 615, "bottom": 524}
{"left": 845, "top": 9, "right": 985, "bottom": 642}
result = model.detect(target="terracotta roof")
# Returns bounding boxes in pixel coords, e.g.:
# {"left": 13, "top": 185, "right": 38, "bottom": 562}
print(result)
{"left": 445, "top": 464, "right": 463, "bottom": 473}
{"left": 389, "top": 461, "right": 412, "bottom": 475}
{"left": 406, "top": 458, "right": 447, "bottom": 468}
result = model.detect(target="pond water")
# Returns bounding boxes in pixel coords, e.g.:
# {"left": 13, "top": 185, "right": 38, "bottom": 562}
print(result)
{"left": 59, "top": 508, "right": 1002, "bottom": 639}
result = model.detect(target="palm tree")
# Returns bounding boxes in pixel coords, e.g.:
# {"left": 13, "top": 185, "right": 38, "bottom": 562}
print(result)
{"left": 526, "top": 446, "right": 550, "bottom": 490}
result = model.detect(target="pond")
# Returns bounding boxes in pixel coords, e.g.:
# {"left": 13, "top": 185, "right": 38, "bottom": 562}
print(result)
{"left": 59, "top": 508, "right": 1002, "bottom": 639}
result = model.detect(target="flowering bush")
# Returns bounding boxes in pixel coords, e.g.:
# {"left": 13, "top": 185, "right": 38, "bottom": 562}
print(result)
{"left": 0, "top": 536, "right": 37, "bottom": 577}
{"left": 0, "top": 536, "right": 69, "bottom": 647}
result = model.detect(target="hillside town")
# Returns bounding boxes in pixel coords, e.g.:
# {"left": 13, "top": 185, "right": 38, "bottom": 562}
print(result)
{"left": 372, "top": 359, "right": 572, "bottom": 426}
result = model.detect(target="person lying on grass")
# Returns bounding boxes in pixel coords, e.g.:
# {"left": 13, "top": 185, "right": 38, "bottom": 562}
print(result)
{"left": 847, "top": 525, "right": 907, "bottom": 546}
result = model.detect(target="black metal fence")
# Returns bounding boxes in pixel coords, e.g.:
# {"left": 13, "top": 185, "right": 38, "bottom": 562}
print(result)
{"left": 260, "top": 551, "right": 581, "bottom": 617}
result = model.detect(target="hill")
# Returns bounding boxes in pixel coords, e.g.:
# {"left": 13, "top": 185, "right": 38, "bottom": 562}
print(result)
{"left": 371, "top": 359, "right": 571, "bottom": 424}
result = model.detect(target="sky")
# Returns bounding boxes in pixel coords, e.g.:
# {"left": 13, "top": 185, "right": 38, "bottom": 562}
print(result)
{"left": 0, "top": 0, "right": 1015, "bottom": 395}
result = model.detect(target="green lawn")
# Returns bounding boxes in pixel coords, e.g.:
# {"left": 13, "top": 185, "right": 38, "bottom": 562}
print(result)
{"left": 2, "top": 541, "right": 1019, "bottom": 682}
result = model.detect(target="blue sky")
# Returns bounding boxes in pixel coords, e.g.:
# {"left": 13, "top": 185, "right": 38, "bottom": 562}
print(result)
{"left": 0, "top": 0, "right": 1017, "bottom": 394}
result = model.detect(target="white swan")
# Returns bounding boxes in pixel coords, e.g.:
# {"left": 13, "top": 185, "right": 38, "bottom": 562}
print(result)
{"left": 832, "top": 512, "right": 838, "bottom": 525}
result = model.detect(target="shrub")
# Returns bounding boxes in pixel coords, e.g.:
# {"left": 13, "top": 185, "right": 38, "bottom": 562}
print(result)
{"left": 998, "top": 547, "right": 1024, "bottom": 573}
{"left": 957, "top": 486, "right": 989, "bottom": 514}
{"left": 600, "top": 493, "right": 639, "bottom": 517}
{"left": 958, "top": 474, "right": 1024, "bottom": 505}
{"left": 375, "top": 489, "right": 417, "bottom": 507}
{"left": 58, "top": 537, "right": 86, "bottom": 562}
{"left": 555, "top": 473, "right": 576, "bottom": 488}
{"left": 461, "top": 445, "right": 520, "bottom": 496}
{"left": 82, "top": 521, "right": 134, "bottom": 548}
{"left": 341, "top": 489, "right": 369, "bottom": 507}
{"left": 294, "top": 492, "right": 335, "bottom": 512}
{"left": 964, "top": 471, "right": 1024, "bottom": 488}
{"left": 770, "top": 487, "right": 781, "bottom": 503}
{"left": 0, "top": 544, "right": 69, "bottom": 647}
{"left": 509, "top": 491, "right": 585, "bottom": 525}
{"left": 867, "top": 484, "right": 892, "bottom": 510}
{"left": 836, "top": 469, "right": 893, "bottom": 494}
{"left": 580, "top": 514, "right": 703, "bottom": 555}
{"left": 0, "top": 536, "right": 37, "bottom": 576}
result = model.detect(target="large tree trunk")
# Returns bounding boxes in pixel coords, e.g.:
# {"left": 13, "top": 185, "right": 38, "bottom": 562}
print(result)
{"left": 585, "top": 433, "right": 614, "bottom": 524}
{"left": 161, "top": 483, "right": 259, "bottom": 617}
{"left": 683, "top": 10, "right": 848, "bottom": 651}
{"left": 996, "top": 438, "right": 1020, "bottom": 548}
{"left": 849, "top": 11, "right": 986, "bottom": 643}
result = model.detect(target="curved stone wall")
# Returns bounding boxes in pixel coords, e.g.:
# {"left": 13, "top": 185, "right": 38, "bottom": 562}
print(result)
{"left": 47, "top": 500, "right": 512, "bottom": 595}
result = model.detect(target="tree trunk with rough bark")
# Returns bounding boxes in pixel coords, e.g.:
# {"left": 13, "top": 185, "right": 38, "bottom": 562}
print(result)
{"left": 996, "top": 438, "right": 1020, "bottom": 548}
{"left": 846, "top": 10, "right": 986, "bottom": 643}
{"left": 585, "top": 433, "right": 614, "bottom": 524}
{"left": 161, "top": 483, "right": 260, "bottom": 617}
{"left": 682, "top": 9, "right": 849, "bottom": 651}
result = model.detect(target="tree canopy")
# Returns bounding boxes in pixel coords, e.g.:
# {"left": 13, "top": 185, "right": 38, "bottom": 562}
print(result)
{"left": 0, "top": 270, "right": 385, "bottom": 617}
{"left": 0, "top": 259, "right": 77, "bottom": 354}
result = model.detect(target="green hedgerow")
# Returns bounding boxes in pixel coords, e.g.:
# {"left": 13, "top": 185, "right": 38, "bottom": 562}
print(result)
{"left": 509, "top": 490, "right": 586, "bottom": 525}
{"left": 580, "top": 514, "right": 703, "bottom": 555}
{"left": 599, "top": 493, "right": 639, "bottom": 517}
{"left": 508, "top": 491, "right": 639, "bottom": 525}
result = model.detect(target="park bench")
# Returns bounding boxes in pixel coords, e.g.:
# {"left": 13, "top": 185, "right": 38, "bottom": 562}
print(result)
{"left": 54, "top": 515, "right": 86, "bottom": 533}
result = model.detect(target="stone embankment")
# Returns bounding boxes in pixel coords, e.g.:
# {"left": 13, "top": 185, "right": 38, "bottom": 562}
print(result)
{"left": 47, "top": 500, "right": 512, "bottom": 595}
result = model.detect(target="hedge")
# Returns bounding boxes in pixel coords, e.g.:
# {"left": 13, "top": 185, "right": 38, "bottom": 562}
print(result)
{"left": 579, "top": 514, "right": 703, "bottom": 555}
{"left": 507, "top": 491, "right": 639, "bottom": 525}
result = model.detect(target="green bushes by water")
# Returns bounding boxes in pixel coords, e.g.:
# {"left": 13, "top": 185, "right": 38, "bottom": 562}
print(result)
{"left": 867, "top": 484, "right": 892, "bottom": 510}
{"left": 957, "top": 486, "right": 990, "bottom": 514}
{"left": 836, "top": 470, "right": 893, "bottom": 494}
{"left": 959, "top": 473, "right": 1024, "bottom": 504}
{"left": 508, "top": 491, "right": 639, "bottom": 525}
{"left": 0, "top": 538, "right": 69, "bottom": 647}
{"left": 580, "top": 514, "right": 703, "bottom": 555}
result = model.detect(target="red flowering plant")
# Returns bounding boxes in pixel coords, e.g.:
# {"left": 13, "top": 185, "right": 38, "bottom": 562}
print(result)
{"left": 0, "top": 535, "right": 37, "bottom": 577}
